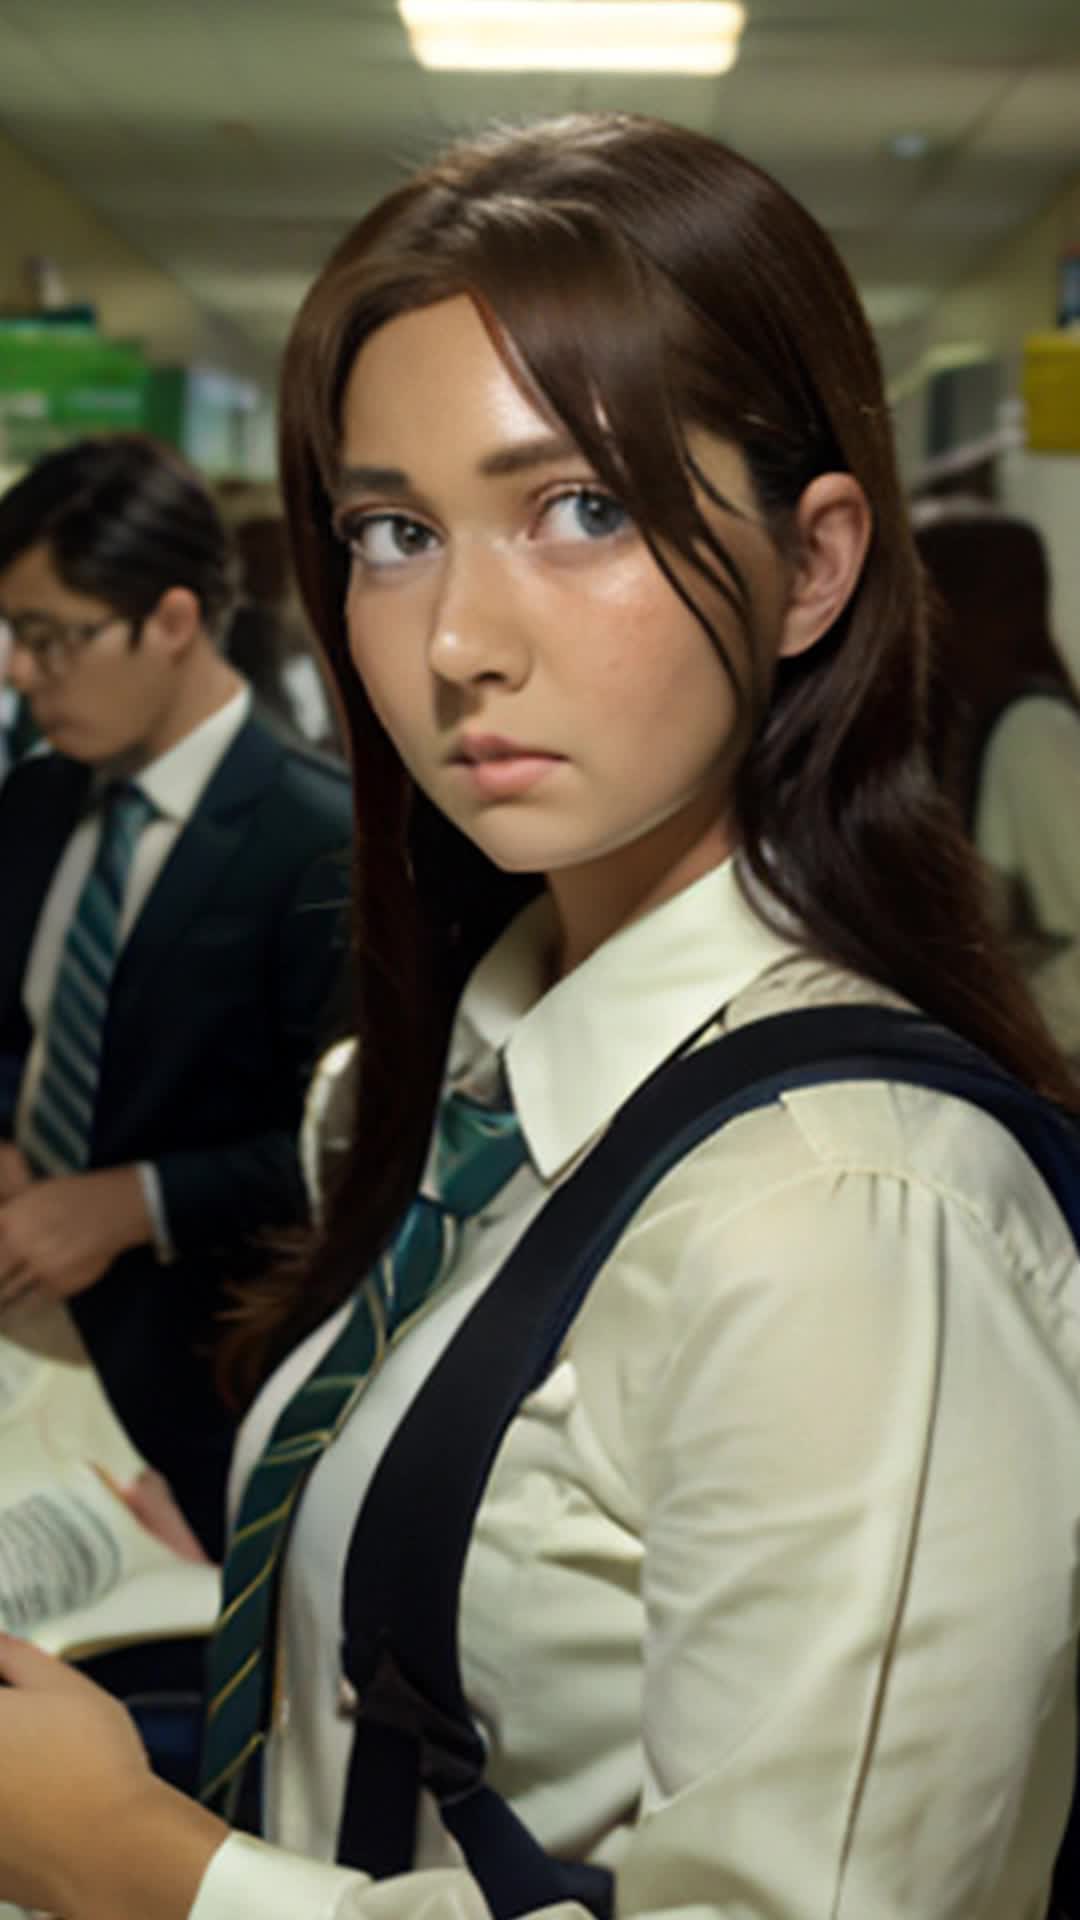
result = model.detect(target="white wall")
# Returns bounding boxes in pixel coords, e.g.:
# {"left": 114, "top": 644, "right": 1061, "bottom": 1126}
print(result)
{"left": 887, "top": 167, "right": 1080, "bottom": 483}
{"left": 886, "top": 169, "right": 1080, "bottom": 678}
{"left": 923, "top": 172, "right": 1080, "bottom": 367}
{"left": 0, "top": 127, "right": 266, "bottom": 381}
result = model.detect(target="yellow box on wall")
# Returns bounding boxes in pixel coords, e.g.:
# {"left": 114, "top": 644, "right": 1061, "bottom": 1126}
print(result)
{"left": 1023, "top": 331, "right": 1080, "bottom": 452}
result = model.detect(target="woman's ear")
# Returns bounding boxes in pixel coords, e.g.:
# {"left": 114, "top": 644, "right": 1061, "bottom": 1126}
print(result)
{"left": 777, "top": 474, "right": 873, "bottom": 660}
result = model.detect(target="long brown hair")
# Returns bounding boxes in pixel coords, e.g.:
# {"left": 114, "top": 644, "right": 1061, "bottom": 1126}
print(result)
{"left": 220, "top": 113, "right": 1077, "bottom": 1402}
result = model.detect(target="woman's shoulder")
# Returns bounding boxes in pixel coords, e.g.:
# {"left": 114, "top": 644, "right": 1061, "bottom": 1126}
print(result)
{"left": 723, "top": 949, "right": 909, "bottom": 1029}
{"left": 659, "top": 953, "right": 1077, "bottom": 1276}
{"left": 581, "top": 953, "right": 1080, "bottom": 1443}
{"left": 300, "top": 1036, "right": 358, "bottom": 1212}
{"left": 983, "top": 687, "right": 1080, "bottom": 770}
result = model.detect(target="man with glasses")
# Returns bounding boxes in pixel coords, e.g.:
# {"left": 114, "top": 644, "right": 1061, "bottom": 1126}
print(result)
{"left": 0, "top": 435, "right": 350, "bottom": 1558}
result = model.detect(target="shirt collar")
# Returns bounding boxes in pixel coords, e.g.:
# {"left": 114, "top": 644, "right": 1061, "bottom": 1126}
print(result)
{"left": 450, "top": 856, "right": 806, "bottom": 1181}
{"left": 97, "top": 685, "right": 252, "bottom": 823}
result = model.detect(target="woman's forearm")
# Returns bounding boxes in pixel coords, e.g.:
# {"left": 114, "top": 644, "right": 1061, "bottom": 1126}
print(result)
{"left": 59, "top": 1780, "right": 228, "bottom": 1920}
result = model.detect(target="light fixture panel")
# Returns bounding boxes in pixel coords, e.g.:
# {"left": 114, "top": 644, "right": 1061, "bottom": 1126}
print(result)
{"left": 398, "top": 0, "right": 747, "bottom": 74}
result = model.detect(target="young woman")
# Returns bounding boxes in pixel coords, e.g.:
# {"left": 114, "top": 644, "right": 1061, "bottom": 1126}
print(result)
{"left": 1, "top": 112, "right": 1080, "bottom": 1920}
{"left": 915, "top": 500, "right": 1080, "bottom": 1061}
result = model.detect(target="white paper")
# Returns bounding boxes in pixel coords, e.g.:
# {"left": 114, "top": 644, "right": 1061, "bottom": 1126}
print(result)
{"left": 0, "top": 1341, "right": 40, "bottom": 1422}
{"left": 0, "top": 1310, "right": 220, "bottom": 1654}
{"left": 0, "top": 1471, "right": 123, "bottom": 1635}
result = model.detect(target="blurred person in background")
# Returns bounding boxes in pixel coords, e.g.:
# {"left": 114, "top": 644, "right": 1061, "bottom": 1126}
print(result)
{"left": 0, "top": 434, "right": 351, "bottom": 1558}
{"left": 226, "top": 512, "right": 341, "bottom": 753}
{"left": 915, "top": 500, "right": 1080, "bottom": 1062}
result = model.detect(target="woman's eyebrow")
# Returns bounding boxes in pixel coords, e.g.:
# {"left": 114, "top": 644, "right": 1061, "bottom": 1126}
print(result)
{"left": 476, "top": 431, "right": 580, "bottom": 477}
{"left": 335, "top": 464, "right": 412, "bottom": 499}
{"left": 335, "top": 432, "right": 583, "bottom": 501}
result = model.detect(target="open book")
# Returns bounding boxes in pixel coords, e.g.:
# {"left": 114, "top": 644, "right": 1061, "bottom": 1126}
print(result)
{"left": 0, "top": 1300, "right": 220, "bottom": 1659}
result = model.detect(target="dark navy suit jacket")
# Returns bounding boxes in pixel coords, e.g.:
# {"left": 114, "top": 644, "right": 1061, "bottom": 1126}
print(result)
{"left": 0, "top": 713, "right": 352, "bottom": 1556}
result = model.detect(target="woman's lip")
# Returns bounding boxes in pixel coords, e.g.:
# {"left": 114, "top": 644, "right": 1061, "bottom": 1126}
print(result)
{"left": 454, "top": 752, "right": 563, "bottom": 798}
{"left": 454, "top": 733, "right": 557, "bottom": 764}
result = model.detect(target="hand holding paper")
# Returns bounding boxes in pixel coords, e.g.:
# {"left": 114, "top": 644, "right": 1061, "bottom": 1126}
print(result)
{"left": 0, "top": 1302, "right": 219, "bottom": 1658}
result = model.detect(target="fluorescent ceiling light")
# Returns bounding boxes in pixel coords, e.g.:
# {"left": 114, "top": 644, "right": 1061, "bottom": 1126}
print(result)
{"left": 398, "top": 0, "right": 747, "bottom": 74}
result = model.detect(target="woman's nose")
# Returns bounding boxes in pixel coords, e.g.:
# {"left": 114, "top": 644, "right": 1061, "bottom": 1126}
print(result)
{"left": 426, "top": 541, "right": 531, "bottom": 689}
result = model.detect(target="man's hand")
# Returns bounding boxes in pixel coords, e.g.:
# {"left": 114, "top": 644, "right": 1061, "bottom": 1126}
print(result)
{"left": 97, "top": 1464, "right": 212, "bottom": 1564}
{"left": 0, "top": 1142, "right": 31, "bottom": 1203}
{"left": 0, "top": 1166, "right": 153, "bottom": 1311}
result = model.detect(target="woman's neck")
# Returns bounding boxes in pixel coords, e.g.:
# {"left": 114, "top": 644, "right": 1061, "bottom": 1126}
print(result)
{"left": 546, "top": 808, "right": 737, "bottom": 980}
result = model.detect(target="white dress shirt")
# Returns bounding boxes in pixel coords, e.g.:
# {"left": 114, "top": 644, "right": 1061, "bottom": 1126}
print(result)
{"left": 191, "top": 857, "right": 1080, "bottom": 1920}
{"left": 976, "top": 692, "right": 1080, "bottom": 1061}
{"left": 0, "top": 686, "right": 16, "bottom": 788}
{"left": 14, "top": 687, "right": 252, "bottom": 1246}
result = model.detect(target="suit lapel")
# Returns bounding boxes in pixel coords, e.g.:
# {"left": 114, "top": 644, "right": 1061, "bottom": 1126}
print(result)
{"left": 110, "top": 718, "right": 284, "bottom": 1017}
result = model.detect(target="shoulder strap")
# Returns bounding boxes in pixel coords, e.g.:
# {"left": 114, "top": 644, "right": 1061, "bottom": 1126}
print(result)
{"left": 334, "top": 1003, "right": 1080, "bottom": 1913}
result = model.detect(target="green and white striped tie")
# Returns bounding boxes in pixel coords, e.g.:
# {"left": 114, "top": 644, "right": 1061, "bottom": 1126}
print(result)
{"left": 22, "top": 781, "right": 156, "bottom": 1175}
{"left": 199, "top": 1086, "right": 526, "bottom": 1819}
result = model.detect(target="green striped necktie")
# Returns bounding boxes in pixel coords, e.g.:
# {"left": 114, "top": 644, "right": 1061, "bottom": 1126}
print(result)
{"left": 199, "top": 1085, "right": 527, "bottom": 1819}
{"left": 23, "top": 780, "right": 156, "bottom": 1175}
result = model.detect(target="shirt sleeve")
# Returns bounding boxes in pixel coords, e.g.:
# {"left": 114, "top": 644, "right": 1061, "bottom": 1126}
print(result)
{"left": 189, "top": 1835, "right": 373, "bottom": 1920}
{"left": 189, "top": 1837, "right": 521, "bottom": 1920}
{"left": 138, "top": 1162, "right": 175, "bottom": 1263}
{"left": 618, "top": 1119, "right": 1075, "bottom": 1917}
{"left": 299, "top": 1039, "right": 359, "bottom": 1221}
{"left": 975, "top": 695, "right": 1080, "bottom": 1054}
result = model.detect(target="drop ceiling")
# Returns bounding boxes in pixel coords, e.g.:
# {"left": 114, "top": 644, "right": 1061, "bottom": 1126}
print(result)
{"left": 0, "top": 0, "right": 1077, "bottom": 381}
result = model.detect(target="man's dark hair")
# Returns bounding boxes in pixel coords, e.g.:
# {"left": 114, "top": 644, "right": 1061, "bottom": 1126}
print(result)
{"left": 0, "top": 433, "right": 238, "bottom": 640}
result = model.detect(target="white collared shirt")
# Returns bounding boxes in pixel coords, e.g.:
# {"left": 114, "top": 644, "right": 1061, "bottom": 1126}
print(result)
{"left": 15, "top": 686, "right": 252, "bottom": 1242}
{"left": 193, "top": 859, "right": 1080, "bottom": 1920}
{"left": 0, "top": 686, "right": 16, "bottom": 788}
{"left": 976, "top": 693, "right": 1080, "bottom": 1061}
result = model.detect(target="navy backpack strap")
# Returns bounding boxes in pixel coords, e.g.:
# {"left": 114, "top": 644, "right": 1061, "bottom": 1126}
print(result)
{"left": 334, "top": 1003, "right": 1080, "bottom": 1914}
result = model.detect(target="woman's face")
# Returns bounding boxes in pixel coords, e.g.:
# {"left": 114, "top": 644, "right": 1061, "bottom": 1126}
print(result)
{"left": 337, "top": 294, "right": 793, "bottom": 912}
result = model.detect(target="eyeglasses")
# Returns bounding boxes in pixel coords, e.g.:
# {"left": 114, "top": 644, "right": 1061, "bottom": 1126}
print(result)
{"left": 0, "top": 610, "right": 128, "bottom": 681}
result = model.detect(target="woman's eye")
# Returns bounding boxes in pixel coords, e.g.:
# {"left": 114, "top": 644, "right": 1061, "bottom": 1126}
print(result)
{"left": 541, "top": 488, "right": 629, "bottom": 544}
{"left": 347, "top": 514, "right": 437, "bottom": 568}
